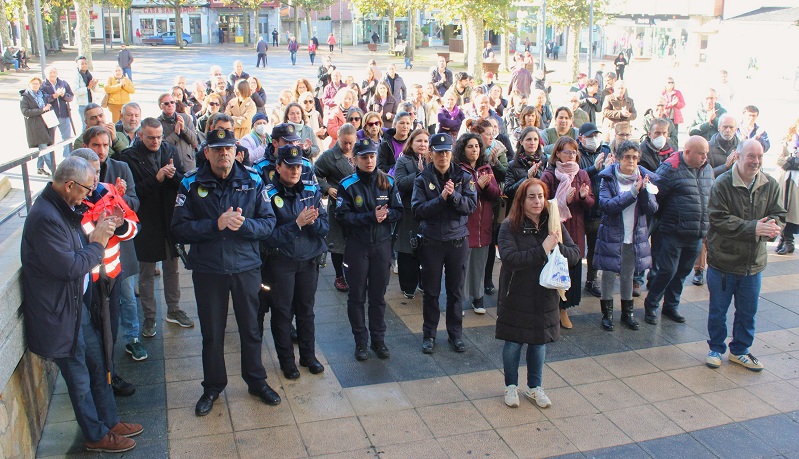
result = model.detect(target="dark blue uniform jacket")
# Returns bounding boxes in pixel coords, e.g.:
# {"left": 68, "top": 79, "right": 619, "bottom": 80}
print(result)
{"left": 411, "top": 162, "right": 477, "bottom": 241}
{"left": 335, "top": 168, "right": 403, "bottom": 246}
{"left": 264, "top": 178, "right": 329, "bottom": 261}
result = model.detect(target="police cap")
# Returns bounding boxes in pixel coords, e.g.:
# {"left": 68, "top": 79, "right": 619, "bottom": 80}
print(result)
{"left": 353, "top": 138, "right": 378, "bottom": 156}
{"left": 271, "top": 123, "right": 302, "bottom": 142}
{"left": 430, "top": 133, "right": 453, "bottom": 152}
{"left": 277, "top": 144, "right": 304, "bottom": 165}
{"left": 206, "top": 129, "right": 237, "bottom": 148}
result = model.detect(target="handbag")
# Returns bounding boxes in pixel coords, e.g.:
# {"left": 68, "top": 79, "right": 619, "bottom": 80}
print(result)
{"left": 539, "top": 245, "right": 571, "bottom": 290}
{"left": 42, "top": 109, "right": 58, "bottom": 129}
{"left": 100, "top": 92, "right": 109, "bottom": 108}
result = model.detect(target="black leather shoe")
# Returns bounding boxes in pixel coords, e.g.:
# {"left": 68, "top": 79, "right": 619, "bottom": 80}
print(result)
{"left": 249, "top": 384, "right": 281, "bottom": 406}
{"left": 448, "top": 338, "right": 466, "bottom": 353}
{"left": 299, "top": 356, "right": 325, "bottom": 374}
{"left": 484, "top": 285, "right": 496, "bottom": 295}
{"left": 371, "top": 341, "right": 390, "bottom": 359}
{"left": 585, "top": 281, "right": 602, "bottom": 298}
{"left": 354, "top": 343, "right": 369, "bottom": 361}
{"left": 662, "top": 309, "right": 686, "bottom": 323}
{"left": 281, "top": 363, "right": 300, "bottom": 380}
{"left": 422, "top": 337, "right": 435, "bottom": 354}
{"left": 111, "top": 375, "right": 136, "bottom": 397}
{"left": 290, "top": 324, "right": 299, "bottom": 343}
{"left": 644, "top": 306, "right": 659, "bottom": 325}
{"left": 195, "top": 392, "right": 219, "bottom": 416}
{"left": 692, "top": 269, "right": 705, "bottom": 286}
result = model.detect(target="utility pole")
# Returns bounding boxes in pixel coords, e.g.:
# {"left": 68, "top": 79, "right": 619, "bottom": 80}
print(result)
{"left": 339, "top": 0, "right": 343, "bottom": 53}
{"left": 539, "top": 0, "right": 546, "bottom": 65}
{"left": 33, "top": 0, "right": 46, "bottom": 77}
{"left": 588, "top": 0, "right": 594, "bottom": 75}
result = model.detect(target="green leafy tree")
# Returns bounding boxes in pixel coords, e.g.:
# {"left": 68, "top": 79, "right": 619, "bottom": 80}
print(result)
{"left": 350, "top": 0, "right": 395, "bottom": 49}
{"left": 74, "top": 0, "right": 94, "bottom": 64}
{"left": 547, "top": 0, "right": 611, "bottom": 81}
{"left": 150, "top": 0, "right": 201, "bottom": 49}
{"left": 0, "top": 0, "right": 15, "bottom": 49}
{"left": 293, "top": 0, "right": 335, "bottom": 44}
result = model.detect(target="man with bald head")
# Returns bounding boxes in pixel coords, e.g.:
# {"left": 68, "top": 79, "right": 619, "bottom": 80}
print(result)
{"left": 644, "top": 136, "right": 714, "bottom": 325}
{"left": 705, "top": 140, "right": 785, "bottom": 371}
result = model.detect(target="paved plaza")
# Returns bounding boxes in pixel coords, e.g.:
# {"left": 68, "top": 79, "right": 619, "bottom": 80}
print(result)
{"left": 4, "top": 43, "right": 799, "bottom": 458}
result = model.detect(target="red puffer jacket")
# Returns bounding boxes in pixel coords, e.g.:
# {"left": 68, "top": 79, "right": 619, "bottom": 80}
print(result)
{"left": 461, "top": 162, "right": 500, "bottom": 248}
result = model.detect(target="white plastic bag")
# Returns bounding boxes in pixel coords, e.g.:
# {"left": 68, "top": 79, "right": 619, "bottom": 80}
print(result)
{"left": 539, "top": 245, "right": 571, "bottom": 290}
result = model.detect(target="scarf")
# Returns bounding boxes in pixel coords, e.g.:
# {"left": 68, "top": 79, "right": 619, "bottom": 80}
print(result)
{"left": 80, "top": 70, "right": 93, "bottom": 103}
{"left": 614, "top": 164, "right": 640, "bottom": 186}
{"left": 553, "top": 161, "right": 580, "bottom": 222}
{"left": 445, "top": 104, "right": 460, "bottom": 119}
{"left": 27, "top": 89, "right": 45, "bottom": 108}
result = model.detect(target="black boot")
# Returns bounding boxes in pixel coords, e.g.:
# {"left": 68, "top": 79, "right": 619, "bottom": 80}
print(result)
{"left": 600, "top": 299, "right": 614, "bottom": 331}
{"left": 777, "top": 233, "right": 795, "bottom": 255}
{"left": 776, "top": 237, "right": 785, "bottom": 253}
{"left": 620, "top": 300, "right": 639, "bottom": 330}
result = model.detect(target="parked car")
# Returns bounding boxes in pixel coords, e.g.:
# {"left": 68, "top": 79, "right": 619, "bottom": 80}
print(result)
{"left": 142, "top": 31, "right": 192, "bottom": 46}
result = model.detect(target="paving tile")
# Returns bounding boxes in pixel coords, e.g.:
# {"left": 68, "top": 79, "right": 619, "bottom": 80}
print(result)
{"left": 573, "top": 379, "right": 648, "bottom": 412}
{"left": 547, "top": 356, "right": 616, "bottom": 386}
{"left": 536, "top": 386, "right": 600, "bottom": 420}
{"left": 116, "top": 358, "right": 166, "bottom": 386}
{"left": 638, "top": 433, "right": 717, "bottom": 459}
{"left": 757, "top": 352, "right": 799, "bottom": 380}
{"left": 545, "top": 336, "right": 589, "bottom": 362}
{"left": 44, "top": 393, "right": 76, "bottom": 424}
{"left": 471, "top": 395, "right": 547, "bottom": 429}
{"left": 374, "top": 438, "right": 448, "bottom": 458}
{"left": 653, "top": 395, "right": 733, "bottom": 432}
{"left": 700, "top": 387, "right": 779, "bottom": 422}
{"left": 579, "top": 442, "right": 651, "bottom": 459}
{"left": 416, "top": 401, "right": 491, "bottom": 437}
{"left": 603, "top": 404, "right": 684, "bottom": 442}
{"left": 622, "top": 372, "right": 694, "bottom": 403}
{"left": 331, "top": 358, "right": 395, "bottom": 388}
{"left": 35, "top": 420, "right": 84, "bottom": 457}
{"left": 449, "top": 369, "right": 504, "bottom": 400}
{"left": 591, "top": 350, "right": 661, "bottom": 379}
{"left": 165, "top": 379, "right": 205, "bottom": 409}
{"left": 748, "top": 380, "right": 799, "bottom": 412}
{"left": 235, "top": 425, "right": 307, "bottom": 459}
{"left": 714, "top": 360, "right": 782, "bottom": 387}
{"left": 635, "top": 344, "right": 703, "bottom": 371}
{"left": 298, "top": 417, "right": 371, "bottom": 457}
{"left": 741, "top": 413, "right": 799, "bottom": 454}
{"left": 619, "top": 327, "right": 673, "bottom": 350}
{"left": 756, "top": 329, "right": 799, "bottom": 353}
{"left": 169, "top": 432, "right": 237, "bottom": 459}
{"left": 568, "top": 332, "right": 632, "bottom": 357}
{"left": 167, "top": 402, "right": 233, "bottom": 440}
{"left": 497, "top": 421, "right": 579, "bottom": 459}
{"left": 384, "top": 347, "right": 447, "bottom": 382}
{"left": 285, "top": 387, "right": 355, "bottom": 424}
{"left": 429, "top": 336, "right": 498, "bottom": 375}
{"left": 345, "top": 382, "right": 413, "bottom": 415}
{"left": 398, "top": 376, "right": 467, "bottom": 408}
{"left": 434, "top": 430, "right": 516, "bottom": 459}
{"left": 666, "top": 365, "right": 738, "bottom": 394}
{"left": 691, "top": 423, "right": 777, "bottom": 459}
{"left": 164, "top": 355, "right": 204, "bottom": 383}
{"left": 310, "top": 448, "right": 376, "bottom": 459}
{"left": 552, "top": 413, "right": 632, "bottom": 452}
{"left": 228, "top": 395, "right": 297, "bottom": 431}
{"left": 115, "top": 383, "right": 167, "bottom": 416}
{"left": 359, "top": 409, "right": 433, "bottom": 446}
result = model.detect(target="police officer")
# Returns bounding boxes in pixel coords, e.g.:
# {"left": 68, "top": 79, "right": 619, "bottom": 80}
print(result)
{"left": 263, "top": 145, "right": 328, "bottom": 379}
{"left": 253, "top": 123, "right": 316, "bottom": 187}
{"left": 412, "top": 133, "right": 477, "bottom": 354}
{"left": 336, "top": 138, "right": 403, "bottom": 361}
{"left": 171, "top": 129, "right": 279, "bottom": 417}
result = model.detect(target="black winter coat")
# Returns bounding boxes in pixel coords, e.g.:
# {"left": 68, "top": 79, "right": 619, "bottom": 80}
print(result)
{"left": 116, "top": 141, "right": 185, "bottom": 262}
{"left": 22, "top": 184, "right": 105, "bottom": 358}
{"left": 496, "top": 216, "right": 580, "bottom": 345}
{"left": 412, "top": 163, "right": 477, "bottom": 241}
{"left": 504, "top": 151, "right": 547, "bottom": 204}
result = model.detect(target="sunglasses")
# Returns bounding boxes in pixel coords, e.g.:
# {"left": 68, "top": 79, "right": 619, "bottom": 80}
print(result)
{"left": 302, "top": 100, "right": 314, "bottom": 104}
{"left": 208, "top": 102, "right": 220, "bottom": 106}
{"left": 349, "top": 117, "right": 361, "bottom": 121}
{"left": 161, "top": 101, "right": 175, "bottom": 105}
{"left": 366, "top": 121, "right": 381, "bottom": 127}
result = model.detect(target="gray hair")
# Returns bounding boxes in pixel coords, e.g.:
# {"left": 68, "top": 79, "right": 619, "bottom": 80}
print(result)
{"left": 122, "top": 102, "right": 141, "bottom": 115}
{"left": 399, "top": 102, "right": 415, "bottom": 113}
{"left": 82, "top": 103, "right": 102, "bottom": 120}
{"left": 140, "top": 117, "right": 162, "bottom": 130}
{"left": 70, "top": 148, "right": 100, "bottom": 163}
{"left": 338, "top": 123, "right": 356, "bottom": 137}
{"left": 53, "top": 156, "right": 93, "bottom": 183}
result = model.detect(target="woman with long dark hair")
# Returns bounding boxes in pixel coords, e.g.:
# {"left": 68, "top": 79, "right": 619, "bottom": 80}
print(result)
{"left": 497, "top": 178, "right": 580, "bottom": 408}
{"left": 505, "top": 127, "right": 547, "bottom": 204}
{"left": 394, "top": 129, "right": 429, "bottom": 297}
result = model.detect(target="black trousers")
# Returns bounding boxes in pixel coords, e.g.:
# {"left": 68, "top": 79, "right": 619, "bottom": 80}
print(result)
{"left": 585, "top": 219, "right": 601, "bottom": 282}
{"left": 419, "top": 239, "right": 468, "bottom": 340}
{"left": 344, "top": 239, "right": 392, "bottom": 345}
{"left": 397, "top": 251, "right": 421, "bottom": 294}
{"left": 256, "top": 53, "right": 267, "bottom": 67}
{"left": 266, "top": 258, "right": 318, "bottom": 366}
{"left": 257, "top": 252, "right": 272, "bottom": 334}
{"left": 193, "top": 269, "right": 267, "bottom": 394}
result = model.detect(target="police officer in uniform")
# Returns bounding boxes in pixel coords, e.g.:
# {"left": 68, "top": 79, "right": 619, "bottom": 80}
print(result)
{"left": 336, "top": 138, "right": 403, "bottom": 361}
{"left": 412, "top": 133, "right": 477, "bottom": 354}
{"left": 253, "top": 123, "right": 316, "bottom": 187}
{"left": 263, "top": 145, "right": 328, "bottom": 379}
{"left": 171, "top": 129, "right": 280, "bottom": 417}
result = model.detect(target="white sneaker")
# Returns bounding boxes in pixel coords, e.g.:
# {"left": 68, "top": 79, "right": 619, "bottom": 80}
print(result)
{"left": 504, "top": 385, "right": 519, "bottom": 407}
{"left": 729, "top": 353, "right": 764, "bottom": 372}
{"left": 706, "top": 351, "right": 722, "bottom": 369}
{"left": 473, "top": 306, "right": 487, "bottom": 314}
{"left": 392, "top": 259, "right": 399, "bottom": 274}
{"left": 524, "top": 386, "right": 552, "bottom": 408}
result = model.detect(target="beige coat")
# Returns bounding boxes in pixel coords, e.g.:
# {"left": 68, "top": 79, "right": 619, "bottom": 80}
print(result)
{"left": 104, "top": 76, "right": 135, "bottom": 106}
{"left": 226, "top": 97, "right": 257, "bottom": 140}
{"left": 776, "top": 144, "right": 799, "bottom": 224}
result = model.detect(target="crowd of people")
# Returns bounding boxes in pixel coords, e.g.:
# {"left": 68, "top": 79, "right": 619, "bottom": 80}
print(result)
{"left": 17, "top": 46, "right": 795, "bottom": 453}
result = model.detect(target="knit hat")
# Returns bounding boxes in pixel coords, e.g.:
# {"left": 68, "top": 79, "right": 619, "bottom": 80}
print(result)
{"left": 251, "top": 112, "right": 268, "bottom": 127}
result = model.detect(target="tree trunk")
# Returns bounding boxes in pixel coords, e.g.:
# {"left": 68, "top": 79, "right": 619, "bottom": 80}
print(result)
{"left": 74, "top": 0, "right": 93, "bottom": 66}
{"left": 466, "top": 15, "right": 483, "bottom": 77}
{"left": 293, "top": 6, "right": 300, "bottom": 41}
{"left": 567, "top": 25, "right": 580, "bottom": 82}
{"left": 408, "top": 8, "right": 415, "bottom": 60}
{"left": 21, "top": 2, "right": 31, "bottom": 51}
{"left": 252, "top": 9, "right": 258, "bottom": 45}
{"left": 0, "top": 1, "right": 13, "bottom": 50}
{"left": 501, "top": 13, "right": 510, "bottom": 73}
{"left": 388, "top": 9, "right": 395, "bottom": 51}
{"left": 462, "top": 21, "right": 468, "bottom": 66}
{"left": 304, "top": 10, "right": 312, "bottom": 44}
{"left": 175, "top": 6, "right": 184, "bottom": 49}
{"left": 120, "top": 8, "right": 128, "bottom": 44}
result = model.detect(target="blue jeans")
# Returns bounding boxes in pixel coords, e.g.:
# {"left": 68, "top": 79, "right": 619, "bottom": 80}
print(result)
{"left": 78, "top": 104, "right": 87, "bottom": 131}
{"left": 290, "top": 51, "right": 297, "bottom": 65}
{"left": 706, "top": 266, "right": 761, "bottom": 355}
{"left": 404, "top": 57, "right": 411, "bottom": 68}
{"left": 54, "top": 303, "right": 119, "bottom": 442}
{"left": 121, "top": 67, "right": 132, "bottom": 80}
{"left": 36, "top": 143, "right": 53, "bottom": 171}
{"left": 118, "top": 275, "right": 139, "bottom": 343}
{"left": 503, "top": 341, "right": 546, "bottom": 388}
{"left": 644, "top": 235, "right": 701, "bottom": 313}
{"left": 57, "top": 116, "right": 73, "bottom": 158}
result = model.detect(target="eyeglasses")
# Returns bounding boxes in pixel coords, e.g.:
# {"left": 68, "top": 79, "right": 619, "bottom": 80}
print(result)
{"left": 621, "top": 155, "right": 639, "bottom": 161}
{"left": 161, "top": 101, "right": 175, "bottom": 106}
{"left": 559, "top": 150, "right": 578, "bottom": 157}
{"left": 616, "top": 133, "right": 632, "bottom": 138}
{"left": 302, "top": 100, "right": 314, "bottom": 104}
{"left": 349, "top": 117, "right": 361, "bottom": 121}
{"left": 208, "top": 102, "right": 220, "bottom": 106}
{"left": 71, "top": 180, "right": 93, "bottom": 193}
{"left": 366, "top": 121, "right": 381, "bottom": 127}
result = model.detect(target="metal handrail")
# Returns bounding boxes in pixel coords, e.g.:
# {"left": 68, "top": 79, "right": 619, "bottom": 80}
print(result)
{"left": 0, "top": 137, "right": 77, "bottom": 224}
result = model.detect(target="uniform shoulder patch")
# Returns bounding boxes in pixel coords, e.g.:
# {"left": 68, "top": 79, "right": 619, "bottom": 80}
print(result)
{"left": 304, "top": 184, "right": 318, "bottom": 193}
{"left": 340, "top": 174, "right": 360, "bottom": 190}
{"left": 248, "top": 170, "right": 263, "bottom": 185}
{"left": 386, "top": 175, "right": 395, "bottom": 186}
{"left": 265, "top": 184, "right": 279, "bottom": 199}
{"left": 181, "top": 174, "right": 197, "bottom": 190}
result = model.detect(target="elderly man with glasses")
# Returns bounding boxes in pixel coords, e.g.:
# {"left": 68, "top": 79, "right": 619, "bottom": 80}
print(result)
{"left": 158, "top": 93, "right": 200, "bottom": 171}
